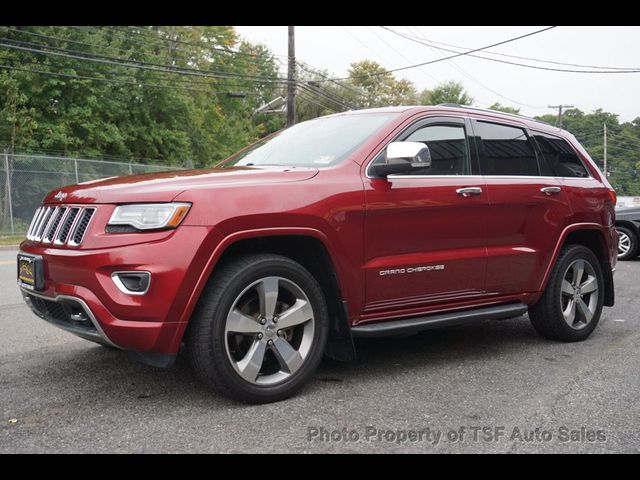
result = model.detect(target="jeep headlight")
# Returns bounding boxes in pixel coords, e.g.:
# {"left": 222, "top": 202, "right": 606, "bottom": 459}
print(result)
{"left": 108, "top": 203, "right": 191, "bottom": 231}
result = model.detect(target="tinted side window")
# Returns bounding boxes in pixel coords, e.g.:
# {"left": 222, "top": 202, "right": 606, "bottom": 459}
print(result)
{"left": 475, "top": 121, "right": 539, "bottom": 176}
{"left": 400, "top": 124, "right": 469, "bottom": 175}
{"left": 532, "top": 132, "right": 589, "bottom": 178}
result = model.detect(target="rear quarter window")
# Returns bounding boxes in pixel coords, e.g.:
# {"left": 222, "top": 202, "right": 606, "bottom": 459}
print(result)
{"left": 531, "top": 131, "right": 590, "bottom": 178}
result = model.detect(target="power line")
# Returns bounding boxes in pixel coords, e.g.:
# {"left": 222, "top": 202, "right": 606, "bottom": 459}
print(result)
{"left": 4, "top": 27, "right": 361, "bottom": 109}
{"left": 0, "top": 38, "right": 288, "bottom": 84}
{"left": 296, "top": 91, "right": 339, "bottom": 113}
{"left": 5, "top": 26, "right": 281, "bottom": 74}
{"left": 0, "top": 35, "right": 358, "bottom": 110}
{"left": 340, "top": 26, "right": 399, "bottom": 71}
{"left": 0, "top": 53, "right": 282, "bottom": 93}
{"left": 296, "top": 60, "right": 365, "bottom": 99}
{"left": 94, "top": 25, "right": 286, "bottom": 63}
{"left": 380, "top": 26, "right": 640, "bottom": 74}
{"left": 0, "top": 63, "right": 262, "bottom": 96}
{"left": 296, "top": 82, "right": 354, "bottom": 110}
{"left": 325, "top": 26, "right": 558, "bottom": 81}
{"left": 405, "top": 26, "right": 546, "bottom": 110}
{"left": 393, "top": 26, "right": 541, "bottom": 109}
{"left": 365, "top": 26, "right": 439, "bottom": 83}
{"left": 400, "top": 28, "right": 640, "bottom": 71}
{"left": 0, "top": 63, "right": 247, "bottom": 96}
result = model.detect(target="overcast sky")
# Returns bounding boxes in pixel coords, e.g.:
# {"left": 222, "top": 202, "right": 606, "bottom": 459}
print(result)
{"left": 234, "top": 26, "right": 640, "bottom": 122}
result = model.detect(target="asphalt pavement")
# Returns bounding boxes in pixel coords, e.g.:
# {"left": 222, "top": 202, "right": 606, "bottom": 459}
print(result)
{"left": 1, "top": 248, "right": 638, "bottom": 453}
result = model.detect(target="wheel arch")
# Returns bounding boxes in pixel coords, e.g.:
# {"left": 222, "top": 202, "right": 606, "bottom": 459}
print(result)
{"left": 174, "top": 228, "right": 356, "bottom": 361}
{"left": 541, "top": 223, "right": 614, "bottom": 307}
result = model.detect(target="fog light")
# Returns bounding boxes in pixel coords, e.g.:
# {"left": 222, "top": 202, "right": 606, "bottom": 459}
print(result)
{"left": 111, "top": 271, "right": 151, "bottom": 295}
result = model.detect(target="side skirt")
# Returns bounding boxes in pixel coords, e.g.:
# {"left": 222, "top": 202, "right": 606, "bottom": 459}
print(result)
{"left": 350, "top": 302, "right": 528, "bottom": 338}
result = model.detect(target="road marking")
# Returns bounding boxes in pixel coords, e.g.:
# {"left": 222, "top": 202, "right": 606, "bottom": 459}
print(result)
{"left": 613, "top": 319, "right": 626, "bottom": 322}
{"left": 0, "top": 260, "right": 16, "bottom": 266}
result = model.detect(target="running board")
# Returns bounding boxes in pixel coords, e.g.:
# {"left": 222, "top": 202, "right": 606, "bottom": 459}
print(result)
{"left": 350, "top": 302, "right": 528, "bottom": 338}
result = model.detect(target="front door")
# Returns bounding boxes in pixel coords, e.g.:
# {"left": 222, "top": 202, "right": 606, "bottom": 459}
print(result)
{"left": 363, "top": 116, "right": 488, "bottom": 318}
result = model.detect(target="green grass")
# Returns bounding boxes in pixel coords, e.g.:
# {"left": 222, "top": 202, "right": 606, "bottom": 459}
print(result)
{"left": 0, "top": 235, "right": 25, "bottom": 246}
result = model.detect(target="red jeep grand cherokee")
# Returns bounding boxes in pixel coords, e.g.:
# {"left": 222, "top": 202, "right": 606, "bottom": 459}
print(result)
{"left": 18, "top": 105, "right": 618, "bottom": 403}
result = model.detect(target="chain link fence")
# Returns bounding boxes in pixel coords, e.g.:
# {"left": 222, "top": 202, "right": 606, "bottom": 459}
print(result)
{"left": 0, "top": 153, "right": 183, "bottom": 236}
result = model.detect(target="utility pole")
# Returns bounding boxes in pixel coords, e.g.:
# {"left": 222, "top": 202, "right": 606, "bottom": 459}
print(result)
{"left": 603, "top": 123, "right": 608, "bottom": 177}
{"left": 548, "top": 104, "right": 574, "bottom": 128}
{"left": 287, "top": 26, "right": 296, "bottom": 127}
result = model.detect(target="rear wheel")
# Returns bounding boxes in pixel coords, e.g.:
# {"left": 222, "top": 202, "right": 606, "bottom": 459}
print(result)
{"left": 529, "top": 245, "right": 604, "bottom": 342}
{"left": 616, "top": 225, "right": 638, "bottom": 260}
{"left": 186, "top": 254, "right": 329, "bottom": 403}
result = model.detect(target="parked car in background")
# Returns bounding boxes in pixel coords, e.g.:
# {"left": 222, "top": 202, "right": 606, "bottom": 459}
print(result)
{"left": 17, "top": 105, "right": 618, "bottom": 403}
{"left": 615, "top": 206, "right": 640, "bottom": 260}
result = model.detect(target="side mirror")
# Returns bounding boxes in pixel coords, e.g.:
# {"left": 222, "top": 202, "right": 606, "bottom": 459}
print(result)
{"left": 371, "top": 142, "right": 432, "bottom": 178}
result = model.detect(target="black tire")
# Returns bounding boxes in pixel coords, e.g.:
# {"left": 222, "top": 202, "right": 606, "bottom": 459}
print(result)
{"left": 616, "top": 225, "right": 639, "bottom": 261}
{"left": 529, "top": 245, "right": 604, "bottom": 342}
{"left": 185, "top": 254, "right": 329, "bottom": 404}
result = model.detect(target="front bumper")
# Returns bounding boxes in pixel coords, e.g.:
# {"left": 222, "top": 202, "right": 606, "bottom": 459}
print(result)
{"left": 22, "top": 288, "right": 117, "bottom": 347}
{"left": 18, "top": 225, "right": 219, "bottom": 356}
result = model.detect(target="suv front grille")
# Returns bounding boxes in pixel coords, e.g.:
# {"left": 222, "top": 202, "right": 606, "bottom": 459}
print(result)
{"left": 27, "top": 205, "right": 96, "bottom": 247}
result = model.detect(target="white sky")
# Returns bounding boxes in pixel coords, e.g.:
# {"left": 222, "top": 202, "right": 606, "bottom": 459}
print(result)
{"left": 234, "top": 26, "right": 640, "bottom": 122}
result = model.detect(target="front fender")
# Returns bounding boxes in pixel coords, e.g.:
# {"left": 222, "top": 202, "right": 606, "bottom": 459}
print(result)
{"left": 165, "top": 226, "right": 352, "bottom": 353}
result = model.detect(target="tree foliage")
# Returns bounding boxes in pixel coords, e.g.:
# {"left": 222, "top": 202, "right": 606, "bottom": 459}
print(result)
{"left": 0, "top": 30, "right": 638, "bottom": 198}
{"left": 0, "top": 26, "right": 286, "bottom": 167}
{"left": 347, "top": 60, "right": 417, "bottom": 107}
{"left": 488, "top": 102, "right": 521, "bottom": 115}
{"left": 535, "top": 108, "right": 640, "bottom": 195}
{"left": 420, "top": 80, "right": 473, "bottom": 106}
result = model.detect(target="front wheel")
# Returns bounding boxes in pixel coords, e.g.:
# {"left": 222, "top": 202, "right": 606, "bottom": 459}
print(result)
{"left": 529, "top": 245, "right": 604, "bottom": 342}
{"left": 186, "top": 254, "right": 329, "bottom": 403}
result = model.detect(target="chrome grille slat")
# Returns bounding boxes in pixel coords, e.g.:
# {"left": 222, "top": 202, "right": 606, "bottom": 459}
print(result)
{"left": 26, "top": 205, "right": 97, "bottom": 247}
{"left": 43, "top": 207, "right": 67, "bottom": 243}
{"left": 55, "top": 207, "right": 80, "bottom": 245}
{"left": 26, "top": 207, "right": 43, "bottom": 240}
{"left": 34, "top": 207, "right": 55, "bottom": 241}
{"left": 40, "top": 207, "right": 60, "bottom": 243}
{"left": 29, "top": 207, "right": 47, "bottom": 241}
{"left": 69, "top": 208, "right": 95, "bottom": 247}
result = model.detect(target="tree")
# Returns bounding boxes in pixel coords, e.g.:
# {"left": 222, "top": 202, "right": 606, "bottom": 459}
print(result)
{"left": 293, "top": 63, "right": 358, "bottom": 122}
{"left": 348, "top": 60, "right": 417, "bottom": 107}
{"left": 488, "top": 102, "right": 520, "bottom": 115}
{"left": 534, "top": 108, "right": 640, "bottom": 196}
{"left": 0, "top": 26, "right": 284, "bottom": 167}
{"left": 420, "top": 81, "right": 473, "bottom": 106}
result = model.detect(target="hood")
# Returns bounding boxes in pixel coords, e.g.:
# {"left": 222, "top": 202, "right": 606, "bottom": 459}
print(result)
{"left": 43, "top": 165, "right": 319, "bottom": 204}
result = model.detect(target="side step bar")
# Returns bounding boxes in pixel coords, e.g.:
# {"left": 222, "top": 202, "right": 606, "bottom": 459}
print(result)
{"left": 351, "top": 302, "right": 528, "bottom": 338}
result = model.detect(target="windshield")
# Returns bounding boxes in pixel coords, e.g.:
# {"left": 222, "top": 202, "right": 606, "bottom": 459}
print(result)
{"left": 222, "top": 113, "right": 395, "bottom": 168}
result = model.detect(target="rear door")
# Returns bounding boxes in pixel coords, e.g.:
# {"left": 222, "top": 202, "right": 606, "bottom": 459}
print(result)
{"left": 363, "top": 116, "right": 489, "bottom": 316}
{"left": 473, "top": 119, "right": 573, "bottom": 295}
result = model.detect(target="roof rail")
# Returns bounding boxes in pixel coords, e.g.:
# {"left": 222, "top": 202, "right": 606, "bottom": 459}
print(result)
{"left": 436, "top": 103, "right": 555, "bottom": 127}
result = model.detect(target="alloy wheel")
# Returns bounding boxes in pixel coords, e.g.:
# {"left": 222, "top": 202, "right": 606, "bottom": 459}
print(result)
{"left": 617, "top": 231, "right": 631, "bottom": 257}
{"left": 560, "top": 259, "right": 599, "bottom": 330}
{"left": 224, "top": 276, "right": 315, "bottom": 385}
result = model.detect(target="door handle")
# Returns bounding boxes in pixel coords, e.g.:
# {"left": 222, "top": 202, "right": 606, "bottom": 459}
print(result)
{"left": 456, "top": 187, "right": 482, "bottom": 197}
{"left": 541, "top": 186, "right": 562, "bottom": 195}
